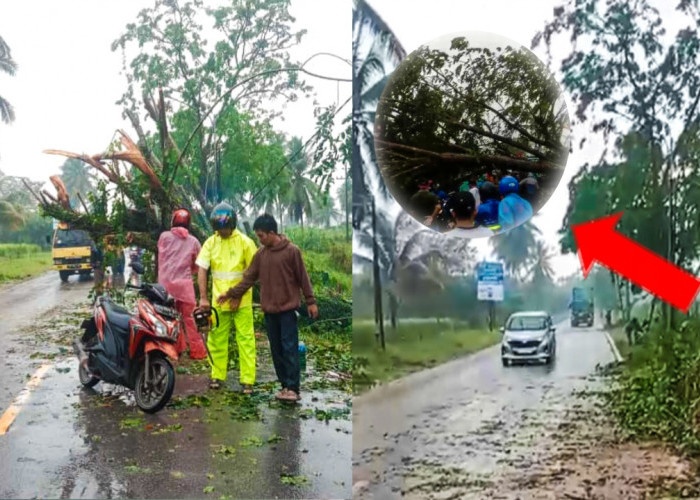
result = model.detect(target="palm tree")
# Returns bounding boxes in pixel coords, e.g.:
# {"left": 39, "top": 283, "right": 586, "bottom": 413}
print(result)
{"left": 311, "top": 193, "right": 341, "bottom": 228}
{"left": 0, "top": 36, "right": 17, "bottom": 124}
{"left": 287, "top": 136, "right": 322, "bottom": 230}
{"left": 529, "top": 240, "right": 555, "bottom": 287}
{"left": 490, "top": 220, "right": 542, "bottom": 280}
{"left": 60, "top": 159, "right": 96, "bottom": 208}
{"left": 352, "top": 0, "right": 406, "bottom": 203}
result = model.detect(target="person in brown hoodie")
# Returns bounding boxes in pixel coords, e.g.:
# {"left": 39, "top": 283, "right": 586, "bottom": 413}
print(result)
{"left": 217, "top": 214, "right": 318, "bottom": 402}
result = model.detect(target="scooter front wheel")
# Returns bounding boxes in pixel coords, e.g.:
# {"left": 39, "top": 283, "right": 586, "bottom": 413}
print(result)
{"left": 135, "top": 353, "right": 175, "bottom": 413}
{"left": 79, "top": 362, "right": 99, "bottom": 388}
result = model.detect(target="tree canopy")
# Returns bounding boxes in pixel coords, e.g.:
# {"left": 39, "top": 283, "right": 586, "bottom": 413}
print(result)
{"left": 536, "top": 0, "right": 700, "bottom": 325}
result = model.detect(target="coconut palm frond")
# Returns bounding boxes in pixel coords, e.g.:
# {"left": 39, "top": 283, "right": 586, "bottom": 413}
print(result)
{"left": 0, "top": 95, "right": 15, "bottom": 124}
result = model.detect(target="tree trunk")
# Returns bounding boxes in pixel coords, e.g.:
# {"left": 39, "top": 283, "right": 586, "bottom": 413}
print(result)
{"left": 389, "top": 291, "right": 398, "bottom": 330}
{"left": 345, "top": 163, "right": 350, "bottom": 241}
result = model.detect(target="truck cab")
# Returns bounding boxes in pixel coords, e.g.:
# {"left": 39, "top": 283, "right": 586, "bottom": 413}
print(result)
{"left": 570, "top": 287, "right": 594, "bottom": 327}
{"left": 51, "top": 222, "right": 94, "bottom": 282}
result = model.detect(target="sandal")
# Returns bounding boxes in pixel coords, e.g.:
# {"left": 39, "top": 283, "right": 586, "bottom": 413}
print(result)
{"left": 209, "top": 379, "right": 222, "bottom": 390}
{"left": 281, "top": 389, "right": 300, "bottom": 402}
{"left": 242, "top": 385, "right": 254, "bottom": 395}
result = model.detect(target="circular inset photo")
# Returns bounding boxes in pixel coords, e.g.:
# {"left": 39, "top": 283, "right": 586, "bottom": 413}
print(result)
{"left": 375, "top": 31, "right": 570, "bottom": 238}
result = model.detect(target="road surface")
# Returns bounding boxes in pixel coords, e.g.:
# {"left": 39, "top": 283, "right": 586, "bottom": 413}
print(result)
{"left": 0, "top": 272, "right": 351, "bottom": 499}
{"left": 353, "top": 319, "right": 624, "bottom": 498}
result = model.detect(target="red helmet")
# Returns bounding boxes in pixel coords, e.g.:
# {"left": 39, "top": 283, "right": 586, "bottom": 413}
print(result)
{"left": 171, "top": 209, "right": 191, "bottom": 229}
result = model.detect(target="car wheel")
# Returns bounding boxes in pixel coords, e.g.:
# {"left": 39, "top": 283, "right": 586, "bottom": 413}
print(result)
{"left": 59, "top": 270, "right": 70, "bottom": 283}
{"left": 502, "top": 357, "right": 510, "bottom": 367}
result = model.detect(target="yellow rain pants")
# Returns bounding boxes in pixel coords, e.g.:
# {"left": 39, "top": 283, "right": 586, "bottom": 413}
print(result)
{"left": 207, "top": 306, "right": 256, "bottom": 384}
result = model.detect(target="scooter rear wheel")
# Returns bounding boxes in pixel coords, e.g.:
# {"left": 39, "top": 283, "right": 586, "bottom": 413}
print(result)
{"left": 135, "top": 353, "right": 175, "bottom": 413}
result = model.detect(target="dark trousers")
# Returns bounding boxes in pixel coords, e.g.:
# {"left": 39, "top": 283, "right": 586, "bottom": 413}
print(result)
{"left": 264, "top": 310, "right": 300, "bottom": 393}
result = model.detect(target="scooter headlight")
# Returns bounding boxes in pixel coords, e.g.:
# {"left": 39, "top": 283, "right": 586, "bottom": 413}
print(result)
{"left": 145, "top": 311, "right": 169, "bottom": 338}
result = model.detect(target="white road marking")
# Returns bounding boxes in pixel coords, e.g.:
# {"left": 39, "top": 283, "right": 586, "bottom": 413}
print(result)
{"left": 0, "top": 363, "right": 53, "bottom": 435}
{"left": 603, "top": 329, "right": 623, "bottom": 363}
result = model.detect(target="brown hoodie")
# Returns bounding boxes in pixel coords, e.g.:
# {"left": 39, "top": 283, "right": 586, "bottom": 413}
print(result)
{"left": 225, "top": 235, "right": 316, "bottom": 314}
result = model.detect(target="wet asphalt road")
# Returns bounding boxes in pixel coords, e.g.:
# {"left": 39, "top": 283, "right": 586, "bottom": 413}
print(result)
{"left": 0, "top": 273, "right": 351, "bottom": 499}
{"left": 352, "top": 319, "right": 616, "bottom": 499}
{"left": 0, "top": 272, "right": 92, "bottom": 410}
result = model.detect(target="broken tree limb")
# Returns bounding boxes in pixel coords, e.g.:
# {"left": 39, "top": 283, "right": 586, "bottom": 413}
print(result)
{"left": 375, "top": 139, "right": 562, "bottom": 175}
{"left": 49, "top": 175, "right": 71, "bottom": 210}
{"left": 96, "top": 130, "right": 164, "bottom": 192}
{"left": 76, "top": 192, "right": 90, "bottom": 214}
{"left": 41, "top": 190, "right": 58, "bottom": 204}
{"left": 44, "top": 150, "right": 121, "bottom": 184}
{"left": 21, "top": 178, "right": 44, "bottom": 205}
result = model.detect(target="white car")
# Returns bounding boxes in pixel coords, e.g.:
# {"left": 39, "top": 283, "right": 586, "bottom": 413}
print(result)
{"left": 500, "top": 311, "right": 556, "bottom": 366}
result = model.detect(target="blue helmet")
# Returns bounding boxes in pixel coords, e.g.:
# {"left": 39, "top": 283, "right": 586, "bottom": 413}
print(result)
{"left": 210, "top": 202, "right": 237, "bottom": 230}
{"left": 499, "top": 176, "right": 519, "bottom": 195}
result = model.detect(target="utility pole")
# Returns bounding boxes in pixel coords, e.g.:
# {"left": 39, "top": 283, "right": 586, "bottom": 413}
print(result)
{"left": 371, "top": 197, "right": 385, "bottom": 350}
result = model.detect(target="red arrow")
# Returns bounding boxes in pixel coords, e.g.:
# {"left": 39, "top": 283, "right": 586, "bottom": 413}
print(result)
{"left": 571, "top": 212, "right": 700, "bottom": 314}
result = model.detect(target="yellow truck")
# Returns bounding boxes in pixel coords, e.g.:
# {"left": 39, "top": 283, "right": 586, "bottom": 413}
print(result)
{"left": 51, "top": 222, "right": 94, "bottom": 282}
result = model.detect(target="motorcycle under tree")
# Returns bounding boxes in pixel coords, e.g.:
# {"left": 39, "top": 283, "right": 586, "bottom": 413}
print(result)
{"left": 73, "top": 262, "right": 180, "bottom": 413}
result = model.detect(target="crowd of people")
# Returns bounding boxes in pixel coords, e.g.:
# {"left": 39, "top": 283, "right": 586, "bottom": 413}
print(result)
{"left": 408, "top": 170, "right": 542, "bottom": 237}
{"left": 154, "top": 204, "right": 318, "bottom": 402}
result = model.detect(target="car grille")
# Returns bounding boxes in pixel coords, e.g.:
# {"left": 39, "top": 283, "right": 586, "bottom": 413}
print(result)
{"left": 508, "top": 340, "right": 541, "bottom": 349}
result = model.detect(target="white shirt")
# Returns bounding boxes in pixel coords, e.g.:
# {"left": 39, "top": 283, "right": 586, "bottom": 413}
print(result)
{"left": 469, "top": 187, "right": 481, "bottom": 209}
{"left": 448, "top": 225, "right": 494, "bottom": 239}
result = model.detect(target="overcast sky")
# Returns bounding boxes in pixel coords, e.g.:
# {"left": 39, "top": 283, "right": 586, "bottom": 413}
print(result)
{"left": 0, "top": 0, "right": 350, "bottom": 190}
{"left": 366, "top": 0, "right": 608, "bottom": 279}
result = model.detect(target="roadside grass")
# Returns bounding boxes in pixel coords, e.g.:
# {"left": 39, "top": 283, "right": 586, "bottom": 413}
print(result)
{"left": 605, "top": 319, "right": 700, "bottom": 455}
{"left": 0, "top": 250, "right": 52, "bottom": 283}
{"left": 353, "top": 320, "right": 500, "bottom": 393}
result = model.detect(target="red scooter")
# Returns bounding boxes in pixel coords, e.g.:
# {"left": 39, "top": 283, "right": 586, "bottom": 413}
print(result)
{"left": 73, "top": 262, "right": 180, "bottom": 413}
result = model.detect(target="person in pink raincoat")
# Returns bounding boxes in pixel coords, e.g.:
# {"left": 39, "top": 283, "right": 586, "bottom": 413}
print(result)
{"left": 157, "top": 209, "right": 207, "bottom": 359}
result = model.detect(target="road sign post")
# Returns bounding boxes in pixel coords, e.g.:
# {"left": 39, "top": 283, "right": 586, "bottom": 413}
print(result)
{"left": 477, "top": 262, "right": 504, "bottom": 332}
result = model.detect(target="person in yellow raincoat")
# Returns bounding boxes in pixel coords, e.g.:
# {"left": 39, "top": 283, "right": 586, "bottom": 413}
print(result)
{"left": 195, "top": 202, "right": 258, "bottom": 392}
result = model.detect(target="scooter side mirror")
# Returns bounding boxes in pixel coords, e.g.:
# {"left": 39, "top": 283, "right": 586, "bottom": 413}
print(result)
{"left": 131, "top": 261, "right": 145, "bottom": 275}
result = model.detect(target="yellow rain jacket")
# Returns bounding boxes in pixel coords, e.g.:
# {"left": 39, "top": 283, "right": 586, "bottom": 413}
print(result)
{"left": 195, "top": 230, "right": 257, "bottom": 309}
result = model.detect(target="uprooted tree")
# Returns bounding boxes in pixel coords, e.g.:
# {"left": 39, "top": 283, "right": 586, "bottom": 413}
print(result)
{"left": 375, "top": 37, "right": 570, "bottom": 199}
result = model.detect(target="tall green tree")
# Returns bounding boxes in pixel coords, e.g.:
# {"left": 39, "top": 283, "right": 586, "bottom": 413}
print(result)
{"left": 113, "top": 0, "right": 311, "bottom": 211}
{"left": 536, "top": 0, "right": 700, "bottom": 327}
{"left": 0, "top": 36, "right": 16, "bottom": 124}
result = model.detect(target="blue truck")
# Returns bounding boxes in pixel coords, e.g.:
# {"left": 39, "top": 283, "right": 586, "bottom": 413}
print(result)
{"left": 570, "top": 287, "right": 594, "bottom": 327}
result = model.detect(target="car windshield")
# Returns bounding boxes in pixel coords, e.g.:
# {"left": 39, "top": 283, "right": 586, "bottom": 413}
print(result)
{"left": 507, "top": 316, "right": 547, "bottom": 331}
{"left": 54, "top": 229, "right": 92, "bottom": 248}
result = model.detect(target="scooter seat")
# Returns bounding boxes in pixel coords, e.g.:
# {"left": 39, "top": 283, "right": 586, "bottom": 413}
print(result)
{"left": 103, "top": 300, "right": 132, "bottom": 332}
